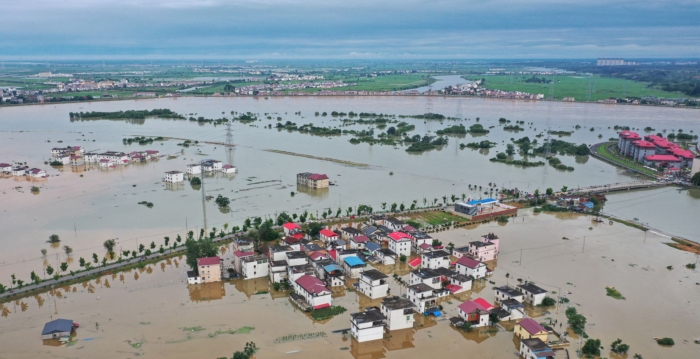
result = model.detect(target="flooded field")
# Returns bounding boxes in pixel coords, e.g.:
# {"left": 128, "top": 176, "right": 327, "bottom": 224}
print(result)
{"left": 1, "top": 96, "right": 698, "bottom": 282}
{"left": 1, "top": 213, "right": 698, "bottom": 358}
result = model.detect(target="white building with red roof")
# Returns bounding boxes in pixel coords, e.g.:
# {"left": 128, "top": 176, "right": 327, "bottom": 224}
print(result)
{"left": 457, "top": 299, "right": 492, "bottom": 327}
{"left": 221, "top": 164, "right": 237, "bottom": 174}
{"left": 296, "top": 172, "right": 330, "bottom": 188}
{"left": 294, "top": 274, "right": 332, "bottom": 309}
{"left": 27, "top": 168, "right": 47, "bottom": 178}
{"left": 387, "top": 231, "right": 412, "bottom": 257}
{"left": 455, "top": 256, "right": 487, "bottom": 279}
{"left": 188, "top": 256, "right": 222, "bottom": 284}
{"left": 0, "top": 163, "right": 11, "bottom": 173}
{"left": 319, "top": 229, "right": 339, "bottom": 243}
{"left": 282, "top": 222, "right": 301, "bottom": 236}
{"left": 643, "top": 154, "right": 683, "bottom": 168}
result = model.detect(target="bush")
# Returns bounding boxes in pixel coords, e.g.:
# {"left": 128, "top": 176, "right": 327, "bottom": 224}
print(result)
{"left": 311, "top": 306, "right": 346, "bottom": 321}
{"left": 657, "top": 338, "right": 674, "bottom": 346}
{"left": 540, "top": 296, "right": 556, "bottom": 307}
{"left": 581, "top": 339, "right": 601, "bottom": 356}
{"left": 611, "top": 339, "right": 630, "bottom": 354}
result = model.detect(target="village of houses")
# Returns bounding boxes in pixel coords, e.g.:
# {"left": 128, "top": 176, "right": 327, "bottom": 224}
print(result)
{"left": 185, "top": 213, "right": 566, "bottom": 359}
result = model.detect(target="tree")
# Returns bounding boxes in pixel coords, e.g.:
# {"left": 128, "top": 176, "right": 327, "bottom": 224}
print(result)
{"left": 139, "top": 244, "right": 145, "bottom": 253}
{"left": 691, "top": 172, "right": 700, "bottom": 186}
{"left": 545, "top": 188, "right": 553, "bottom": 196}
{"left": 581, "top": 339, "right": 601, "bottom": 356}
{"left": 0, "top": 284, "right": 6, "bottom": 294}
{"left": 215, "top": 195, "right": 230, "bottom": 207}
{"left": 399, "top": 203, "right": 405, "bottom": 211}
{"left": 506, "top": 144, "right": 515, "bottom": 156}
{"left": 92, "top": 253, "right": 99, "bottom": 263}
{"left": 611, "top": 339, "right": 630, "bottom": 354}
{"left": 164, "top": 237, "right": 170, "bottom": 247}
{"left": 41, "top": 248, "right": 47, "bottom": 257}
{"left": 10, "top": 274, "right": 16, "bottom": 287}
{"left": 346, "top": 207, "right": 353, "bottom": 216}
{"left": 60, "top": 262, "right": 68, "bottom": 272}
{"left": 103, "top": 238, "right": 117, "bottom": 252}
{"left": 79, "top": 257, "right": 86, "bottom": 267}
{"left": 423, "top": 198, "right": 427, "bottom": 206}
{"left": 442, "top": 195, "right": 447, "bottom": 204}
{"left": 185, "top": 236, "right": 219, "bottom": 270}
{"left": 534, "top": 189, "right": 540, "bottom": 198}
{"left": 561, "top": 185, "right": 568, "bottom": 192}
{"left": 123, "top": 250, "right": 131, "bottom": 257}
{"left": 540, "top": 296, "right": 556, "bottom": 306}
{"left": 432, "top": 239, "right": 442, "bottom": 247}
{"left": 381, "top": 202, "right": 387, "bottom": 211}
{"left": 46, "top": 265, "right": 54, "bottom": 276}
{"left": 63, "top": 245, "right": 73, "bottom": 256}
{"left": 390, "top": 203, "right": 398, "bottom": 212}
{"left": 150, "top": 241, "right": 156, "bottom": 249}
{"left": 633, "top": 354, "right": 643, "bottom": 359}
{"left": 307, "top": 222, "right": 324, "bottom": 237}
{"left": 17, "top": 280, "right": 24, "bottom": 289}
{"left": 190, "top": 176, "right": 201, "bottom": 185}
{"left": 47, "top": 234, "right": 60, "bottom": 244}
{"left": 399, "top": 254, "right": 407, "bottom": 263}
{"left": 566, "top": 307, "right": 587, "bottom": 334}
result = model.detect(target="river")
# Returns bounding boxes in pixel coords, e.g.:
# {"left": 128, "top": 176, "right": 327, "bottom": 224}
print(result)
{"left": 409, "top": 75, "right": 470, "bottom": 93}
{"left": 0, "top": 96, "right": 698, "bottom": 279}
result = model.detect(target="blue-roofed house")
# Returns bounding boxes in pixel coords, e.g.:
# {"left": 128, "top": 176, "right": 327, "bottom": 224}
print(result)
{"left": 322, "top": 263, "right": 345, "bottom": 287}
{"left": 343, "top": 256, "right": 367, "bottom": 278}
{"left": 41, "top": 319, "right": 75, "bottom": 339}
{"left": 365, "top": 241, "right": 382, "bottom": 254}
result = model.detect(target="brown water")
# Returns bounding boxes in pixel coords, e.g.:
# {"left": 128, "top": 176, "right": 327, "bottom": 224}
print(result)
{"left": 0, "top": 96, "right": 698, "bottom": 286}
{"left": 1, "top": 213, "right": 698, "bottom": 358}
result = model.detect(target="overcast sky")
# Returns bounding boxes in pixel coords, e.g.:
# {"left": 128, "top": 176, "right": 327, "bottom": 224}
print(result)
{"left": 1, "top": 0, "right": 699, "bottom": 60}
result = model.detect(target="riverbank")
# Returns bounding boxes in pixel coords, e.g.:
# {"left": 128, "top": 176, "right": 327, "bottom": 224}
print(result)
{"left": 590, "top": 142, "right": 660, "bottom": 178}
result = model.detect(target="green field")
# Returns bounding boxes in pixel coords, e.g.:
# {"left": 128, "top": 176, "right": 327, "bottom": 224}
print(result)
{"left": 408, "top": 211, "right": 469, "bottom": 226}
{"left": 467, "top": 74, "right": 683, "bottom": 101}
{"left": 595, "top": 143, "right": 659, "bottom": 178}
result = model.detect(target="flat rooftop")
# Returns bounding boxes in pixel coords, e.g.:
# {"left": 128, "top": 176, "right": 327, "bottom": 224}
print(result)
{"left": 382, "top": 296, "right": 416, "bottom": 310}
{"left": 362, "top": 269, "right": 388, "bottom": 281}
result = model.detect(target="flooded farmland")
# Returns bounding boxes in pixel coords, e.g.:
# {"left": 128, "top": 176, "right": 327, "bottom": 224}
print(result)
{"left": 1, "top": 96, "right": 698, "bottom": 282}
{"left": 1, "top": 213, "right": 698, "bottom": 358}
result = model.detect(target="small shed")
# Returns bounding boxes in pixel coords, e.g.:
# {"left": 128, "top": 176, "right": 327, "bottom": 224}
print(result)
{"left": 41, "top": 319, "right": 74, "bottom": 339}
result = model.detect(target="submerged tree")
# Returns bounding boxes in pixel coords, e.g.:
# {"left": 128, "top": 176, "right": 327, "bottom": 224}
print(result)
{"left": 47, "top": 234, "right": 60, "bottom": 244}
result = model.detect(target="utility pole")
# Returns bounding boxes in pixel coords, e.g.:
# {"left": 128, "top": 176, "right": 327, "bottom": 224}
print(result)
{"left": 582, "top": 236, "right": 586, "bottom": 253}
{"left": 519, "top": 249, "right": 523, "bottom": 266}
{"left": 201, "top": 160, "right": 208, "bottom": 235}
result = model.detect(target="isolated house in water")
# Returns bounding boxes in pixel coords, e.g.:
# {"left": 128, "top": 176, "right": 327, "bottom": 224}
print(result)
{"left": 41, "top": 319, "right": 75, "bottom": 339}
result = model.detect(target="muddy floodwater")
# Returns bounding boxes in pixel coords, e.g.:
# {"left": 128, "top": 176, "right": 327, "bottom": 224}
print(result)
{"left": 1, "top": 96, "right": 699, "bottom": 282}
{"left": 1, "top": 213, "right": 698, "bottom": 358}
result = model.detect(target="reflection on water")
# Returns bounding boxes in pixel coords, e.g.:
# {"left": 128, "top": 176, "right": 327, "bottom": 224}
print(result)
{"left": 575, "top": 155, "right": 589, "bottom": 164}
{"left": 188, "top": 282, "right": 226, "bottom": 302}
{"left": 296, "top": 184, "right": 330, "bottom": 199}
{"left": 350, "top": 337, "right": 386, "bottom": 359}
{"left": 165, "top": 182, "right": 185, "bottom": 191}
{"left": 383, "top": 328, "right": 415, "bottom": 351}
{"left": 451, "top": 324, "right": 499, "bottom": 344}
{"left": 231, "top": 277, "right": 269, "bottom": 299}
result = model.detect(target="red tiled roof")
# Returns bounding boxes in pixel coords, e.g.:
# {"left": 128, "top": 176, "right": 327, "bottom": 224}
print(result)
{"left": 632, "top": 140, "right": 656, "bottom": 149}
{"left": 233, "top": 250, "right": 254, "bottom": 258}
{"left": 309, "top": 252, "right": 327, "bottom": 260}
{"left": 456, "top": 256, "right": 483, "bottom": 269}
{"left": 671, "top": 148, "right": 695, "bottom": 159}
{"left": 419, "top": 243, "right": 432, "bottom": 250}
{"left": 388, "top": 232, "right": 412, "bottom": 241}
{"left": 314, "top": 303, "right": 331, "bottom": 310}
{"left": 352, "top": 235, "right": 369, "bottom": 243}
{"left": 403, "top": 225, "right": 418, "bottom": 232}
{"left": 197, "top": 257, "right": 220, "bottom": 266}
{"left": 474, "top": 298, "right": 494, "bottom": 311}
{"left": 295, "top": 275, "right": 330, "bottom": 295}
{"left": 308, "top": 174, "right": 328, "bottom": 180}
{"left": 0, "top": 163, "right": 10, "bottom": 167}
{"left": 291, "top": 233, "right": 304, "bottom": 240}
{"left": 284, "top": 236, "right": 301, "bottom": 244}
{"left": 458, "top": 299, "right": 489, "bottom": 314}
{"left": 320, "top": 229, "right": 338, "bottom": 237}
{"left": 328, "top": 249, "right": 337, "bottom": 261}
{"left": 283, "top": 222, "right": 300, "bottom": 230}
{"left": 408, "top": 257, "right": 421, "bottom": 268}
{"left": 518, "top": 318, "right": 547, "bottom": 335}
{"left": 445, "top": 284, "right": 462, "bottom": 293}
{"left": 644, "top": 154, "right": 681, "bottom": 162}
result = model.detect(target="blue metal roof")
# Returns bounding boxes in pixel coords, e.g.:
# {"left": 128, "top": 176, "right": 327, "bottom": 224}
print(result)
{"left": 42, "top": 319, "right": 73, "bottom": 335}
{"left": 343, "top": 256, "right": 365, "bottom": 267}
{"left": 324, "top": 264, "right": 343, "bottom": 273}
{"left": 466, "top": 198, "right": 497, "bottom": 206}
{"left": 365, "top": 242, "right": 381, "bottom": 252}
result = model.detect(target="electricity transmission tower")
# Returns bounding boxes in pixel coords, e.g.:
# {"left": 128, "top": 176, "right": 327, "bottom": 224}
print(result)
{"left": 455, "top": 98, "right": 463, "bottom": 120}
{"left": 225, "top": 119, "right": 235, "bottom": 166}
{"left": 548, "top": 80, "right": 555, "bottom": 100}
{"left": 425, "top": 85, "right": 434, "bottom": 132}
{"left": 545, "top": 127, "right": 552, "bottom": 158}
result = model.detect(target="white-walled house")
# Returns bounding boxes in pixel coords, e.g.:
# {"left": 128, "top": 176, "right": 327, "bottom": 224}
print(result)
{"left": 457, "top": 299, "right": 491, "bottom": 328}
{"left": 452, "top": 246, "right": 470, "bottom": 259}
{"left": 519, "top": 338, "right": 556, "bottom": 359}
{"left": 517, "top": 282, "right": 548, "bottom": 306}
{"left": 164, "top": 170, "right": 184, "bottom": 183}
{"left": 409, "top": 268, "right": 443, "bottom": 290}
{"left": 384, "top": 217, "right": 406, "bottom": 231}
{"left": 294, "top": 274, "right": 333, "bottom": 309}
{"left": 241, "top": 255, "right": 269, "bottom": 280}
{"left": 319, "top": 229, "right": 339, "bottom": 244}
{"left": 381, "top": 296, "right": 416, "bottom": 331}
{"left": 27, "top": 168, "right": 47, "bottom": 178}
{"left": 186, "top": 164, "right": 202, "bottom": 175}
{"left": 350, "top": 308, "right": 386, "bottom": 343}
{"left": 358, "top": 269, "right": 389, "bottom": 299}
{"left": 343, "top": 256, "right": 367, "bottom": 279}
{"left": 375, "top": 248, "right": 397, "bottom": 265}
{"left": 406, "top": 283, "right": 449, "bottom": 313}
{"left": 221, "top": 164, "right": 237, "bottom": 174}
{"left": 494, "top": 285, "right": 524, "bottom": 304}
{"left": 349, "top": 235, "right": 370, "bottom": 249}
{"left": 455, "top": 256, "right": 487, "bottom": 279}
{"left": 388, "top": 232, "right": 412, "bottom": 258}
{"left": 0, "top": 163, "right": 12, "bottom": 173}
{"left": 421, "top": 250, "right": 450, "bottom": 269}
{"left": 269, "top": 260, "right": 288, "bottom": 283}
{"left": 202, "top": 160, "right": 223, "bottom": 172}
{"left": 12, "top": 166, "right": 28, "bottom": 176}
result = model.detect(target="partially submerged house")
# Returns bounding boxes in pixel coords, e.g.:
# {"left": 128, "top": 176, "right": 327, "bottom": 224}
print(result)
{"left": 456, "top": 299, "right": 492, "bottom": 328}
{"left": 455, "top": 256, "right": 488, "bottom": 279}
{"left": 515, "top": 318, "right": 549, "bottom": 341}
{"left": 187, "top": 257, "right": 222, "bottom": 284}
{"left": 41, "top": 319, "right": 76, "bottom": 340}
{"left": 350, "top": 308, "right": 386, "bottom": 343}
{"left": 494, "top": 285, "right": 524, "bottom": 304}
{"left": 381, "top": 296, "right": 416, "bottom": 331}
{"left": 294, "top": 274, "right": 333, "bottom": 310}
{"left": 520, "top": 338, "right": 557, "bottom": 359}
{"left": 358, "top": 269, "right": 389, "bottom": 299}
{"left": 517, "top": 282, "right": 549, "bottom": 306}
{"left": 421, "top": 250, "right": 450, "bottom": 269}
